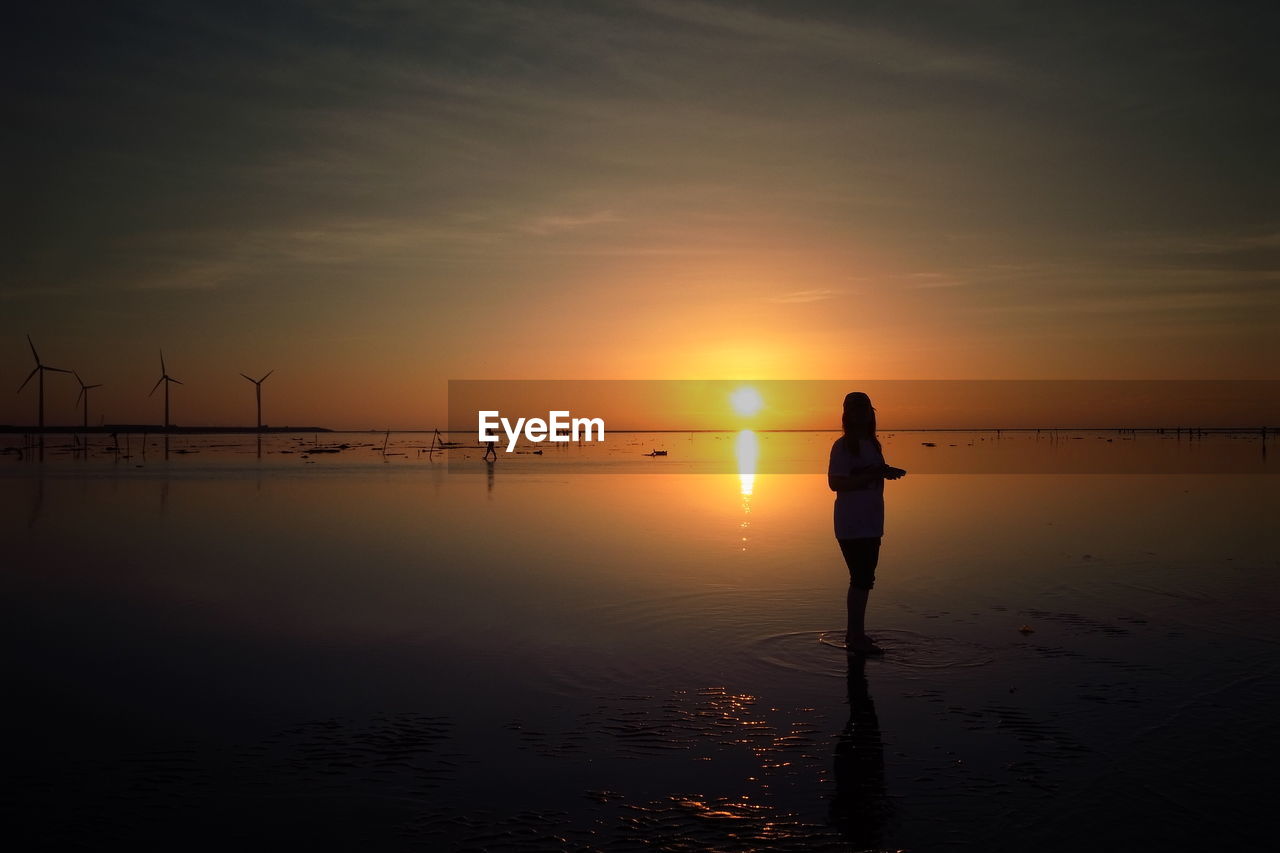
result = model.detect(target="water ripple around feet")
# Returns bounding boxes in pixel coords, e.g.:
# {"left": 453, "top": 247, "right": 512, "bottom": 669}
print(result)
{"left": 755, "top": 628, "right": 995, "bottom": 678}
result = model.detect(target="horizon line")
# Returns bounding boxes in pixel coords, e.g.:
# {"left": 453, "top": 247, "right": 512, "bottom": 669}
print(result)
{"left": 1, "top": 425, "right": 1272, "bottom": 435}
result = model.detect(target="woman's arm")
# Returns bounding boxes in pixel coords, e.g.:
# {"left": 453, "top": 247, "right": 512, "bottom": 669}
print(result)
{"left": 828, "top": 465, "right": 888, "bottom": 491}
{"left": 828, "top": 464, "right": 907, "bottom": 491}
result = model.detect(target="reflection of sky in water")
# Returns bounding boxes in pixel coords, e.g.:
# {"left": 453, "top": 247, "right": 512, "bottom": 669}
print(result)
{"left": 2, "top": 444, "right": 1277, "bottom": 849}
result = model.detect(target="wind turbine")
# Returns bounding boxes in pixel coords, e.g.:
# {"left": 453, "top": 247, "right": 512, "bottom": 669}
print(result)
{"left": 17, "top": 335, "right": 71, "bottom": 430}
{"left": 239, "top": 369, "right": 274, "bottom": 430}
{"left": 150, "top": 350, "right": 183, "bottom": 429}
{"left": 74, "top": 371, "right": 103, "bottom": 429}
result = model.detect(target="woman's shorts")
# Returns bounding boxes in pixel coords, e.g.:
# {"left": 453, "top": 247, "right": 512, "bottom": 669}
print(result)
{"left": 838, "top": 537, "right": 881, "bottom": 590}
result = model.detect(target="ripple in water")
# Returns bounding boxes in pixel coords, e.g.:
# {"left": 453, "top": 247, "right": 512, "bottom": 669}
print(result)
{"left": 755, "top": 628, "right": 994, "bottom": 677}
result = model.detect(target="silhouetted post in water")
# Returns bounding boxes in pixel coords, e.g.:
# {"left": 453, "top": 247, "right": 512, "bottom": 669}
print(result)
{"left": 428, "top": 428, "right": 460, "bottom": 454}
{"left": 239, "top": 370, "right": 273, "bottom": 430}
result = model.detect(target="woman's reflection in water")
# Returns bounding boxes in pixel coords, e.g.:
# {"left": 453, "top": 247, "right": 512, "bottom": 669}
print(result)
{"left": 830, "top": 655, "right": 890, "bottom": 848}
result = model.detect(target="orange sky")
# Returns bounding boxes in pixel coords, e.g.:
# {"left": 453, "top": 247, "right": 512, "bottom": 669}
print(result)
{"left": 5, "top": 3, "right": 1276, "bottom": 429}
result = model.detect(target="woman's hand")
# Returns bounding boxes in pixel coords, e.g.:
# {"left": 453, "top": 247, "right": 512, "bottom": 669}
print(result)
{"left": 829, "top": 463, "right": 905, "bottom": 491}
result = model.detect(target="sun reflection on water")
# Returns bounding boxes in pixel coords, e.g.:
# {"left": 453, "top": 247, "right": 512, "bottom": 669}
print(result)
{"left": 735, "top": 429, "right": 758, "bottom": 550}
{"left": 736, "top": 429, "right": 758, "bottom": 497}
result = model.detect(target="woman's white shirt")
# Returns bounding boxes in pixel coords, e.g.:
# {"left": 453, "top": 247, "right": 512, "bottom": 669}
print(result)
{"left": 829, "top": 437, "right": 885, "bottom": 539}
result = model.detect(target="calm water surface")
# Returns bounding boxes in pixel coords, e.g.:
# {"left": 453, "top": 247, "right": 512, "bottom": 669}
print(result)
{"left": 3, "top": 432, "right": 1277, "bottom": 850}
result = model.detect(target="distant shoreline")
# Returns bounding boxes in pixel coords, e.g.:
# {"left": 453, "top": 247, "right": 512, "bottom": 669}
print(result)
{"left": 0, "top": 425, "right": 1268, "bottom": 435}
{"left": 0, "top": 426, "right": 334, "bottom": 434}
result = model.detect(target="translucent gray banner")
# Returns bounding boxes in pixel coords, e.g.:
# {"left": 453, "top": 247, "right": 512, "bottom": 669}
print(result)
{"left": 444, "top": 380, "right": 1277, "bottom": 474}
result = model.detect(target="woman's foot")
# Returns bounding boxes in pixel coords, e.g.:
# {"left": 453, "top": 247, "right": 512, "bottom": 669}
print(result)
{"left": 845, "top": 634, "right": 885, "bottom": 656}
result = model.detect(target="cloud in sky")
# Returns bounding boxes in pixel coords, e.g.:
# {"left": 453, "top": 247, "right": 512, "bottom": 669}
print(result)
{"left": 764, "top": 289, "right": 842, "bottom": 304}
{"left": 3, "top": 0, "right": 1277, "bottom": 424}
{"left": 521, "top": 211, "right": 621, "bottom": 236}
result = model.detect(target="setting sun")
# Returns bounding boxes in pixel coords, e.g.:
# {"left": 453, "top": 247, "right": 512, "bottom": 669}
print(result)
{"left": 730, "top": 386, "right": 764, "bottom": 418}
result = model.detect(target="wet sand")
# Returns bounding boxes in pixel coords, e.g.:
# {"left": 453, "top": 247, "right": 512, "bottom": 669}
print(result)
{"left": 2, "top": 439, "right": 1276, "bottom": 850}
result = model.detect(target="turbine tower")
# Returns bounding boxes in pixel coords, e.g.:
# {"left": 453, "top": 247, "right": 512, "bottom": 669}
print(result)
{"left": 149, "top": 350, "right": 183, "bottom": 429}
{"left": 17, "top": 335, "right": 71, "bottom": 430}
{"left": 239, "top": 370, "right": 274, "bottom": 431}
{"left": 74, "top": 371, "right": 103, "bottom": 429}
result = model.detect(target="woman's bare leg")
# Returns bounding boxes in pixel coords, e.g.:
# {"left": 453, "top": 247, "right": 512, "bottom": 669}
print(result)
{"left": 847, "top": 585, "right": 868, "bottom": 642}
{"left": 846, "top": 587, "right": 883, "bottom": 654}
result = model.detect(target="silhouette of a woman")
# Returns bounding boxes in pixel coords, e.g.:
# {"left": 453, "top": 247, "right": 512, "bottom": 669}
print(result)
{"left": 828, "top": 392, "right": 906, "bottom": 655}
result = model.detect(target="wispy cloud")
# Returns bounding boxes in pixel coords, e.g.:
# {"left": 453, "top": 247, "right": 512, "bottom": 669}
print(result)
{"left": 976, "top": 288, "right": 1277, "bottom": 317}
{"left": 128, "top": 261, "right": 247, "bottom": 291}
{"left": 636, "top": 0, "right": 1017, "bottom": 83}
{"left": 764, "top": 288, "right": 842, "bottom": 304}
{"left": 520, "top": 211, "right": 621, "bottom": 236}
{"left": 903, "top": 273, "right": 966, "bottom": 289}
{"left": 0, "top": 284, "right": 80, "bottom": 300}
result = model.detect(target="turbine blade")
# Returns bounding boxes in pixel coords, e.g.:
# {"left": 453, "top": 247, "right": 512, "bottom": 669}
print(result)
{"left": 77, "top": 386, "right": 85, "bottom": 404}
{"left": 47, "top": 366, "right": 72, "bottom": 374}
{"left": 74, "top": 370, "right": 85, "bottom": 387}
{"left": 169, "top": 377, "right": 184, "bottom": 385}
{"left": 18, "top": 366, "right": 38, "bottom": 392}
{"left": 260, "top": 370, "right": 274, "bottom": 383}
{"left": 87, "top": 384, "right": 102, "bottom": 390}
{"left": 160, "top": 349, "right": 166, "bottom": 374}
{"left": 27, "top": 334, "right": 39, "bottom": 364}
{"left": 150, "top": 376, "right": 164, "bottom": 396}
{"left": 240, "top": 373, "right": 254, "bottom": 382}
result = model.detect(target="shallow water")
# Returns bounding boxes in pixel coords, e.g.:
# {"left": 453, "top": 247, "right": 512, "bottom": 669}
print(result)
{"left": 3, "top": 433, "right": 1277, "bottom": 849}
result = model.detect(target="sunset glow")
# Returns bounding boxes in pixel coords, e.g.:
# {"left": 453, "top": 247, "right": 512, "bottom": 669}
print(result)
{"left": 4, "top": 3, "right": 1275, "bottom": 431}
{"left": 730, "top": 387, "right": 765, "bottom": 418}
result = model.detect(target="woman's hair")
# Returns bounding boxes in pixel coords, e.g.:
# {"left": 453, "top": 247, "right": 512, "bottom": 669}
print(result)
{"left": 842, "top": 392, "right": 880, "bottom": 456}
